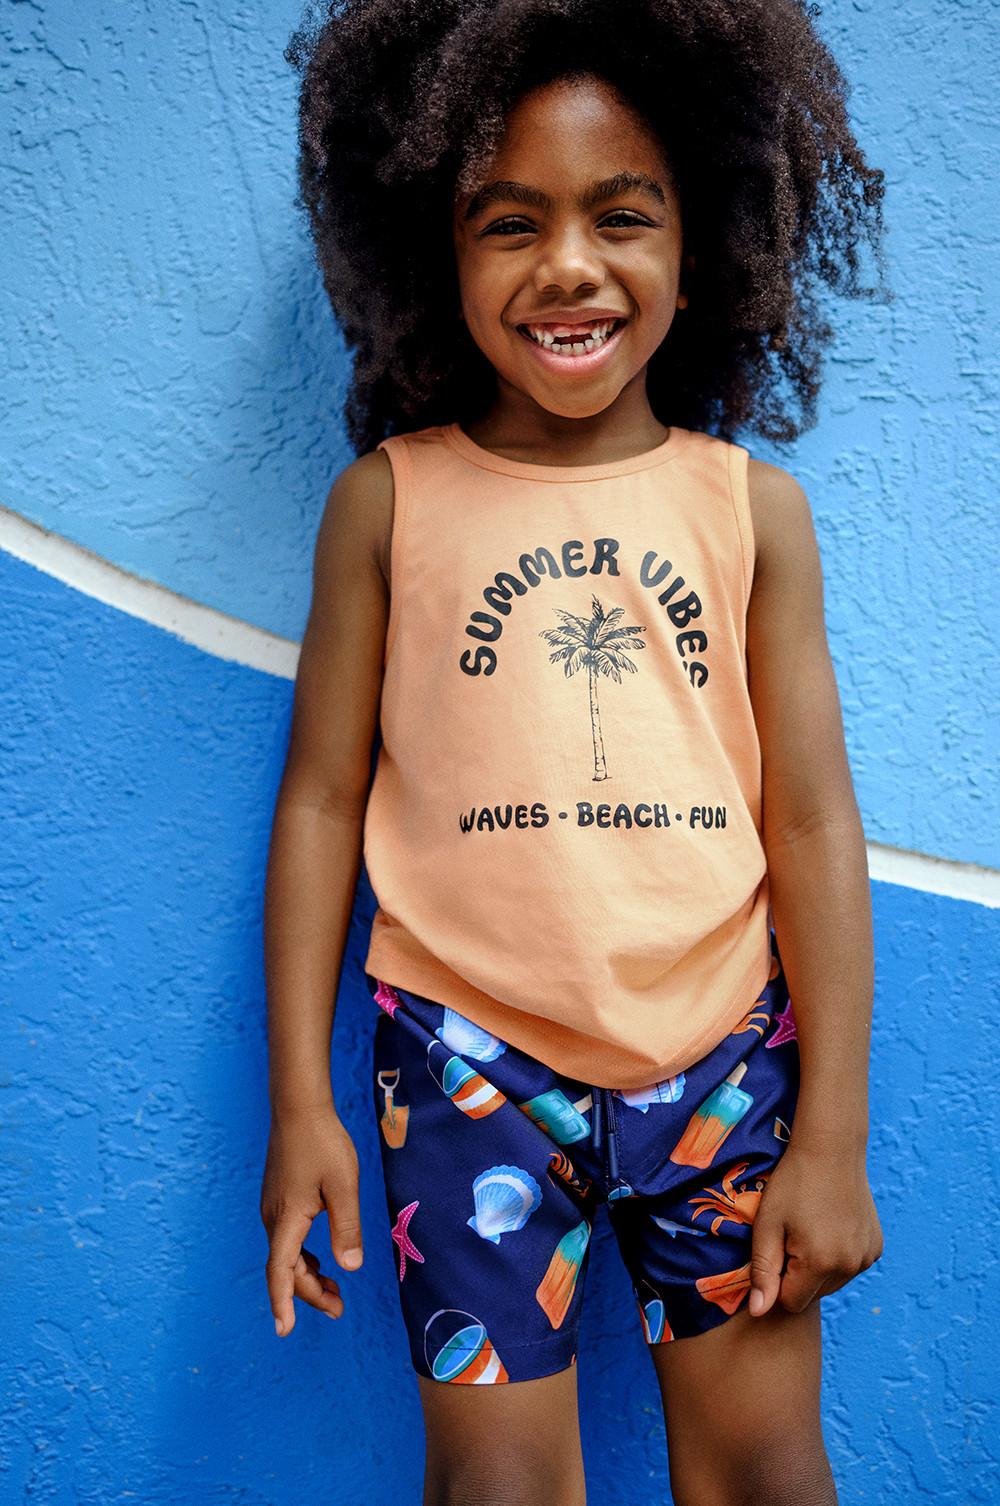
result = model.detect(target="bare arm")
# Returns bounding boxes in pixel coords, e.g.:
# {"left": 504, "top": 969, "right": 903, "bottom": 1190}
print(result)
{"left": 261, "top": 447, "right": 393, "bottom": 1337}
{"left": 743, "top": 457, "right": 883, "bottom": 1315}
{"left": 746, "top": 458, "right": 874, "bottom": 1147}
{"left": 264, "top": 448, "right": 391, "bottom": 1112}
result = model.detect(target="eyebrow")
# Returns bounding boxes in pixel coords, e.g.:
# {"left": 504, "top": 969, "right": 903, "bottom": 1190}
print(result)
{"left": 462, "top": 171, "right": 667, "bottom": 222}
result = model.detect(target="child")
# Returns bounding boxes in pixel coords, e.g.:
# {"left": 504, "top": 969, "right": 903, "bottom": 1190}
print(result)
{"left": 262, "top": 3, "right": 889, "bottom": 1501}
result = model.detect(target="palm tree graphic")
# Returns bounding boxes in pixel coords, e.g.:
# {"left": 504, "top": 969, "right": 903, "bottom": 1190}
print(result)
{"left": 538, "top": 593, "right": 647, "bottom": 782}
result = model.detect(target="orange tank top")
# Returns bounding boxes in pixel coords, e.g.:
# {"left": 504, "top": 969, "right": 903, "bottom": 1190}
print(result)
{"left": 362, "top": 421, "right": 772, "bottom": 1089}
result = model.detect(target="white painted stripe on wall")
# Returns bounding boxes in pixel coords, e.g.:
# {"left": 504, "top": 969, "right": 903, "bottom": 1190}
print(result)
{"left": 0, "top": 503, "right": 299, "bottom": 679}
{"left": 867, "top": 844, "right": 1000, "bottom": 909}
{"left": 2, "top": 504, "right": 998, "bottom": 908}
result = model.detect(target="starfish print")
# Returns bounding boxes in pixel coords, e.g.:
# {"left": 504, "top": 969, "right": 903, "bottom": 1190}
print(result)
{"left": 390, "top": 1200, "right": 424, "bottom": 1281}
{"left": 374, "top": 979, "right": 403, "bottom": 1019}
{"left": 766, "top": 998, "right": 797, "bottom": 1048}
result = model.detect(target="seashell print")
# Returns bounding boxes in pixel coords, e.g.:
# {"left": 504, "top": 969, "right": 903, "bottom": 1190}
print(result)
{"left": 466, "top": 1164, "right": 542, "bottom": 1243}
{"left": 617, "top": 1075, "right": 686, "bottom": 1112}
{"left": 436, "top": 1007, "right": 508, "bottom": 1062}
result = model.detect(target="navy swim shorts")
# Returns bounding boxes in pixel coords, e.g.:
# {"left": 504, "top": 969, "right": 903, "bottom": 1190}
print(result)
{"left": 365, "top": 933, "right": 799, "bottom": 1385}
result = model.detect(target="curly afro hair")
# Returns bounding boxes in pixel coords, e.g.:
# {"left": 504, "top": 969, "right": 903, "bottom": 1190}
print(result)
{"left": 286, "top": 0, "right": 891, "bottom": 454}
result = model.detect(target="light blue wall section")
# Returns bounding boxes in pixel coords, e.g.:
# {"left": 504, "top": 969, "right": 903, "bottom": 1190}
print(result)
{"left": 2, "top": 0, "right": 344, "bottom": 645}
{"left": 3, "top": 3, "right": 997, "bottom": 865}
{"left": 3, "top": 2, "right": 999, "bottom": 1502}
{"left": 3, "top": 553, "right": 998, "bottom": 1503}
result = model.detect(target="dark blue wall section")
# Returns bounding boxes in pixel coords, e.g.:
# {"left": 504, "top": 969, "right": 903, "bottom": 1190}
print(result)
{"left": 3, "top": 550, "right": 998, "bottom": 1502}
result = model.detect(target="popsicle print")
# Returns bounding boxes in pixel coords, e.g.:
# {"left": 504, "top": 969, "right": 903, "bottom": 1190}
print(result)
{"left": 669, "top": 1061, "right": 753, "bottom": 1169}
{"left": 535, "top": 1219, "right": 591, "bottom": 1330}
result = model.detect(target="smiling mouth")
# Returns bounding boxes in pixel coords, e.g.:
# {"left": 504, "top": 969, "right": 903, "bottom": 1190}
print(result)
{"left": 515, "top": 317, "right": 628, "bottom": 355}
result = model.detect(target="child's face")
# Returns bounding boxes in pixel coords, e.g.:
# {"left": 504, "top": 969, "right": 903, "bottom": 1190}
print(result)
{"left": 452, "top": 75, "right": 689, "bottom": 423}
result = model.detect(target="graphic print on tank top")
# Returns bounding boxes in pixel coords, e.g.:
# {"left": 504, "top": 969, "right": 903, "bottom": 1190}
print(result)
{"left": 454, "top": 519, "right": 729, "bottom": 839}
{"left": 538, "top": 593, "right": 647, "bottom": 784}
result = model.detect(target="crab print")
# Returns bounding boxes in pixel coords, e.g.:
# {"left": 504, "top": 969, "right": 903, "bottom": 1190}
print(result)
{"left": 687, "top": 1161, "right": 769, "bottom": 1234}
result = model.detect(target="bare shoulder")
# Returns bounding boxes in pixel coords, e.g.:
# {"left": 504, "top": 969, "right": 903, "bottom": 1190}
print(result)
{"left": 746, "top": 456, "right": 820, "bottom": 582}
{"left": 283, "top": 445, "right": 395, "bottom": 813}
{"left": 318, "top": 445, "right": 395, "bottom": 590}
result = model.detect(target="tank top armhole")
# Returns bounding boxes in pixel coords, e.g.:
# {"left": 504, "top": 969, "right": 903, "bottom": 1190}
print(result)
{"left": 375, "top": 434, "right": 413, "bottom": 665}
{"left": 726, "top": 440, "right": 755, "bottom": 621}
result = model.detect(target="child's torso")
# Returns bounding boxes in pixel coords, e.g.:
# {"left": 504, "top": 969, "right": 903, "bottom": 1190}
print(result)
{"left": 362, "top": 421, "right": 772, "bottom": 1089}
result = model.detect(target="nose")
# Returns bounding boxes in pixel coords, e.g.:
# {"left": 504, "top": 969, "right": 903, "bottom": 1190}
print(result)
{"left": 530, "top": 221, "right": 606, "bottom": 296}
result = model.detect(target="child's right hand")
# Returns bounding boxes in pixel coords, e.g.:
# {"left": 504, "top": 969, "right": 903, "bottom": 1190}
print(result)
{"left": 260, "top": 1102, "right": 364, "bottom": 1338}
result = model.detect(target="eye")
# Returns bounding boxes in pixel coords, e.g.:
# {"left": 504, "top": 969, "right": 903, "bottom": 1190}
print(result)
{"left": 479, "top": 210, "right": 652, "bottom": 238}
{"left": 479, "top": 216, "right": 533, "bottom": 237}
{"left": 601, "top": 210, "right": 651, "bottom": 228}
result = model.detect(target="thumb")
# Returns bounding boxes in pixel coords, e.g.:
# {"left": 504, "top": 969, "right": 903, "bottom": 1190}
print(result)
{"left": 748, "top": 1214, "right": 785, "bottom": 1317}
{"left": 326, "top": 1170, "right": 364, "bottom": 1272}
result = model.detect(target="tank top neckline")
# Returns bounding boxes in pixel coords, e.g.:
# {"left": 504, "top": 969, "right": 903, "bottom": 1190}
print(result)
{"left": 441, "top": 420, "right": 691, "bottom": 482}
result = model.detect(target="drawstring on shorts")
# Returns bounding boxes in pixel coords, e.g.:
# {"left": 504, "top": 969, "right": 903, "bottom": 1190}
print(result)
{"left": 590, "top": 1085, "right": 619, "bottom": 1183}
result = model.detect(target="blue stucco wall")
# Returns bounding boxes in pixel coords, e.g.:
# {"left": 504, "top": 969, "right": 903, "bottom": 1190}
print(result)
{"left": 4, "top": 1, "right": 997, "bottom": 869}
{"left": 3, "top": 2, "right": 998, "bottom": 1503}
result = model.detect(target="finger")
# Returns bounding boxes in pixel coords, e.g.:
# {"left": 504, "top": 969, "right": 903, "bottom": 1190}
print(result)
{"left": 324, "top": 1175, "right": 364, "bottom": 1272}
{"left": 266, "top": 1209, "right": 314, "bottom": 1337}
{"left": 811, "top": 1260, "right": 864, "bottom": 1300}
{"left": 296, "top": 1250, "right": 345, "bottom": 1320}
{"left": 777, "top": 1252, "right": 824, "bottom": 1313}
{"left": 809, "top": 1276, "right": 844, "bottom": 1300}
{"left": 748, "top": 1217, "right": 786, "bottom": 1317}
{"left": 302, "top": 1248, "right": 345, "bottom": 1305}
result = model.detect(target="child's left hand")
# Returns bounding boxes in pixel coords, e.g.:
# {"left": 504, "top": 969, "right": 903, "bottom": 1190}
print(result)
{"left": 747, "top": 1142, "right": 884, "bottom": 1316}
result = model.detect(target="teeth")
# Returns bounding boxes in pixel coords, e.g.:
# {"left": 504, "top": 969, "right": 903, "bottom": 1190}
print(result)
{"left": 521, "top": 319, "right": 621, "bottom": 353}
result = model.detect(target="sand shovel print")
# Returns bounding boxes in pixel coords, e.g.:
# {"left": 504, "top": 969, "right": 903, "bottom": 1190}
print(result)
{"left": 378, "top": 1068, "right": 409, "bottom": 1149}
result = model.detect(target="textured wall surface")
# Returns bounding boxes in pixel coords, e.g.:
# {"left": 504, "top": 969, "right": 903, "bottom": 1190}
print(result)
{"left": 3, "top": 2, "right": 998, "bottom": 866}
{"left": 3, "top": 1, "right": 999, "bottom": 1502}
{"left": 4, "top": 552, "right": 998, "bottom": 1503}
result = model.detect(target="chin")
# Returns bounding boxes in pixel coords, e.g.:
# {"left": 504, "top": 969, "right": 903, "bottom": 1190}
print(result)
{"left": 527, "top": 388, "right": 626, "bottom": 420}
